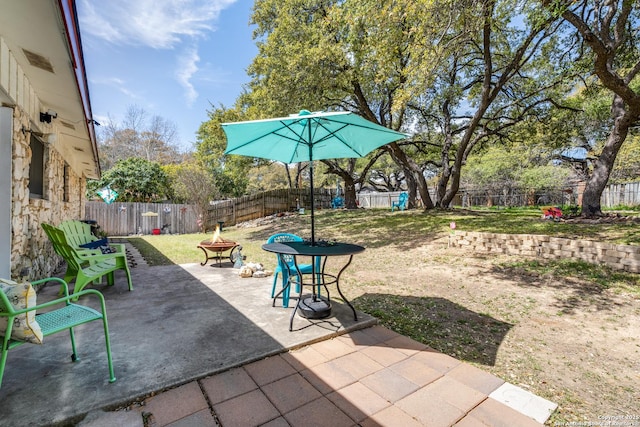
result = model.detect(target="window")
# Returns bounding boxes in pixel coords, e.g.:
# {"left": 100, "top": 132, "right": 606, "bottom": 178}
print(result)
{"left": 28, "top": 134, "right": 47, "bottom": 199}
{"left": 63, "top": 163, "right": 70, "bottom": 202}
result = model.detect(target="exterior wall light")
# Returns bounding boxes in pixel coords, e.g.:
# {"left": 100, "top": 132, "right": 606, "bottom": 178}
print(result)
{"left": 39, "top": 109, "right": 57, "bottom": 123}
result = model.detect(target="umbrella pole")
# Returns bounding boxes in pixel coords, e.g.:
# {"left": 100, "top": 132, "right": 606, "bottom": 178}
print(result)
{"left": 308, "top": 135, "right": 315, "bottom": 247}
{"left": 310, "top": 160, "right": 315, "bottom": 246}
{"left": 308, "top": 126, "right": 319, "bottom": 303}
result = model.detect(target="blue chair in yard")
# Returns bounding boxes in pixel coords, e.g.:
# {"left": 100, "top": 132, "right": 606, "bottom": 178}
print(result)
{"left": 331, "top": 196, "right": 344, "bottom": 209}
{"left": 391, "top": 192, "right": 408, "bottom": 211}
{"left": 267, "top": 233, "right": 321, "bottom": 308}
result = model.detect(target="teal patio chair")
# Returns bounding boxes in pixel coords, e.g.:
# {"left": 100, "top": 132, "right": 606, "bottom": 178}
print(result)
{"left": 391, "top": 192, "right": 408, "bottom": 211}
{"left": 267, "top": 233, "right": 321, "bottom": 308}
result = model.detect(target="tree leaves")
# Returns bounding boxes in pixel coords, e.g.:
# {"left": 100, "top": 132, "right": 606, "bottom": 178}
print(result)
{"left": 92, "top": 158, "right": 170, "bottom": 202}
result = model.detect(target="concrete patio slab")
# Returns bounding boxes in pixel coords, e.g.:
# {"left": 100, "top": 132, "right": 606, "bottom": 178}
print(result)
{"left": 1, "top": 245, "right": 556, "bottom": 426}
{"left": 0, "top": 262, "right": 375, "bottom": 426}
{"left": 489, "top": 382, "right": 558, "bottom": 423}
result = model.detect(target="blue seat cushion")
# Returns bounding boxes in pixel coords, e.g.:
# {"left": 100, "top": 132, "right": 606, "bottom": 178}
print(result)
{"left": 79, "top": 238, "right": 108, "bottom": 249}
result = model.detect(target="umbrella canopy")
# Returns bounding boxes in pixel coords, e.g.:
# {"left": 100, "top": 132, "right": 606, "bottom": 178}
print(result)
{"left": 97, "top": 186, "right": 118, "bottom": 204}
{"left": 223, "top": 110, "right": 406, "bottom": 163}
{"left": 222, "top": 110, "right": 406, "bottom": 244}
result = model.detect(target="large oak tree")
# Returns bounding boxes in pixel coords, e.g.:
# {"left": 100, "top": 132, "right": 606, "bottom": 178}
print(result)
{"left": 540, "top": 0, "right": 640, "bottom": 217}
{"left": 247, "top": 0, "right": 572, "bottom": 210}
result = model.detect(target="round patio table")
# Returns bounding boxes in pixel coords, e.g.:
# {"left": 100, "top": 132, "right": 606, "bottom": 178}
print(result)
{"left": 262, "top": 241, "right": 365, "bottom": 331}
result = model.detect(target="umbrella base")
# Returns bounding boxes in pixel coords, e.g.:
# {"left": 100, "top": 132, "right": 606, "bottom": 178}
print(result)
{"left": 297, "top": 294, "right": 331, "bottom": 319}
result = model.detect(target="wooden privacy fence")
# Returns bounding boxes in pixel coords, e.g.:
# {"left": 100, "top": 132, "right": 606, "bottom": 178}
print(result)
{"left": 601, "top": 182, "right": 640, "bottom": 207}
{"left": 85, "top": 202, "right": 200, "bottom": 236}
{"left": 86, "top": 181, "right": 640, "bottom": 236}
{"left": 85, "top": 189, "right": 338, "bottom": 236}
{"left": 204, "top": 188, "right": 336, "bottom": 231}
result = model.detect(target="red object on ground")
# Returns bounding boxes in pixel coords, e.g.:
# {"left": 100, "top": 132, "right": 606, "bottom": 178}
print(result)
{"left": 541, "top": 206, "right": 562, "bottom": 219}
{"left": 152, "top": 228, "right": 161, "bottom": 235}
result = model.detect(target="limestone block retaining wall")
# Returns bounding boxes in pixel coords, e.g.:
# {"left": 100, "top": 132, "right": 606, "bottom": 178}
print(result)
{"left": 450, "top": 231, "right": 640, "bottom": 273}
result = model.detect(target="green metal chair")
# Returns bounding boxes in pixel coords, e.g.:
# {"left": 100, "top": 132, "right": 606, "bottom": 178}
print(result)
{"left": 0, "top": 277, "right": 116, "bottom": 388}
{"left": 41, "top": 223, "right": 133, "bottom": 297}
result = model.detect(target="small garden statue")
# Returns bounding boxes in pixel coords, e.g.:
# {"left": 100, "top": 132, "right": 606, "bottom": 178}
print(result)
{"left": 234, "top": 247, "right": 244, "bottom": 269}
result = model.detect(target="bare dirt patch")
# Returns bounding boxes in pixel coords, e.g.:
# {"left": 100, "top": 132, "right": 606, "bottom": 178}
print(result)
{"left": 215, "top": 210, "right": 640, "bottom": 424}
{"left": 335, "top": 236, "right": 640, "bottom": 425}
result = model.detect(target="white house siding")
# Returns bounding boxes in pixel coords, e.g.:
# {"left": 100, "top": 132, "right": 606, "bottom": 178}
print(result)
{"left": 1, "top": 37, "right": 86, "bottom": 280}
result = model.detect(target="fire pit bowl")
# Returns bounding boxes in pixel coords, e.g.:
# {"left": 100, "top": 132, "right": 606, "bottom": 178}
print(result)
{"left": 197, "top": 240, "right": 241, "bottom": 267}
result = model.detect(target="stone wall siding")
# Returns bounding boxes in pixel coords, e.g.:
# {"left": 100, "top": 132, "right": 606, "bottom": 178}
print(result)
{"left": 450, "top": 231, "right": 640, "bottom": 273}
{"left": 11, "top": 106, "right": 85, "bottom": 280}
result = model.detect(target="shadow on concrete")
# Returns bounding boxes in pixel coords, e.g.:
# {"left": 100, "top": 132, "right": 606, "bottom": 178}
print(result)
{"left": 0, "top": 263, "right": 375, "bottom": 426}
{"left": 126, "top": 237, "right": 175, "bottom": 266}
{"left": 352, "top": 293, "right": 512, "bottom": 366}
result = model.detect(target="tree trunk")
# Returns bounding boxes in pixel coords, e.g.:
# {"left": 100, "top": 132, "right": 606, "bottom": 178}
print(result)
{"left": 294, "top": 163, "right": 307, "bottom": 190}
{"left": 284, "top": 163, "right": 293, "bottom": 190}
{"left": 581, "top": 98, "right": 633, "bottom": 217}
{"left": 437, "top": 2, "right": 496, "bottom": 209}
{"left": 343, "top": 178, "right": 358, "bottom": 209}
{"left": 323, "top": 163, "right": 359, "bottom": 209}
{"left": 527, "top": 189, "right": 536, "bottom": 206}
{"left": 385, "top": 142, "right": 434, "bottom": 209}
{"left": 415, "top": 170, "right": 434, "bottom": 209}
{"left": 546, "top": 3, "right": 640, "bottom": 217}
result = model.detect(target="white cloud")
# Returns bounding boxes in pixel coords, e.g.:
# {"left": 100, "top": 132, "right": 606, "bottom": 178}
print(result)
{"left": 92, "top": 77, "right": 140, "bottom": 100}
{"left": 176, "top": 47, "right": 200, "bottom": 106}
{"left": 79, "top": 0, "right": 237, "bottom": 49}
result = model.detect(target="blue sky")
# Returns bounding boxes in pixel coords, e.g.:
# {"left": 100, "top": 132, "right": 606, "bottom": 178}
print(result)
{"left": 78, "top": 0, "right": 257, "bottom": 151}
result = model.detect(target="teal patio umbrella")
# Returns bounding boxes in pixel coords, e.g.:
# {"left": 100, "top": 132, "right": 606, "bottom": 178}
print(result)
{"left": 222, "top": 110, "right": 406, "bottom": 245}
{"left": 97, "top": 185, "right": 118, "bottom": 204}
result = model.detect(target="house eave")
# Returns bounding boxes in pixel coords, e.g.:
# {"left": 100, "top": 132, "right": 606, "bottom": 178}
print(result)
{"left": 0, "top": 0, "right": 100, "bottom": 179}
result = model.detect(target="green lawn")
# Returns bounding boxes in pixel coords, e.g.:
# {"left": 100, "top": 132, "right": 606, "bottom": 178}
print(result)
{"left": 125, "top": 207, "right": 640, "bottom": 298}
{"left": 126, "top": 207, "right": 640, "bottom": 266}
